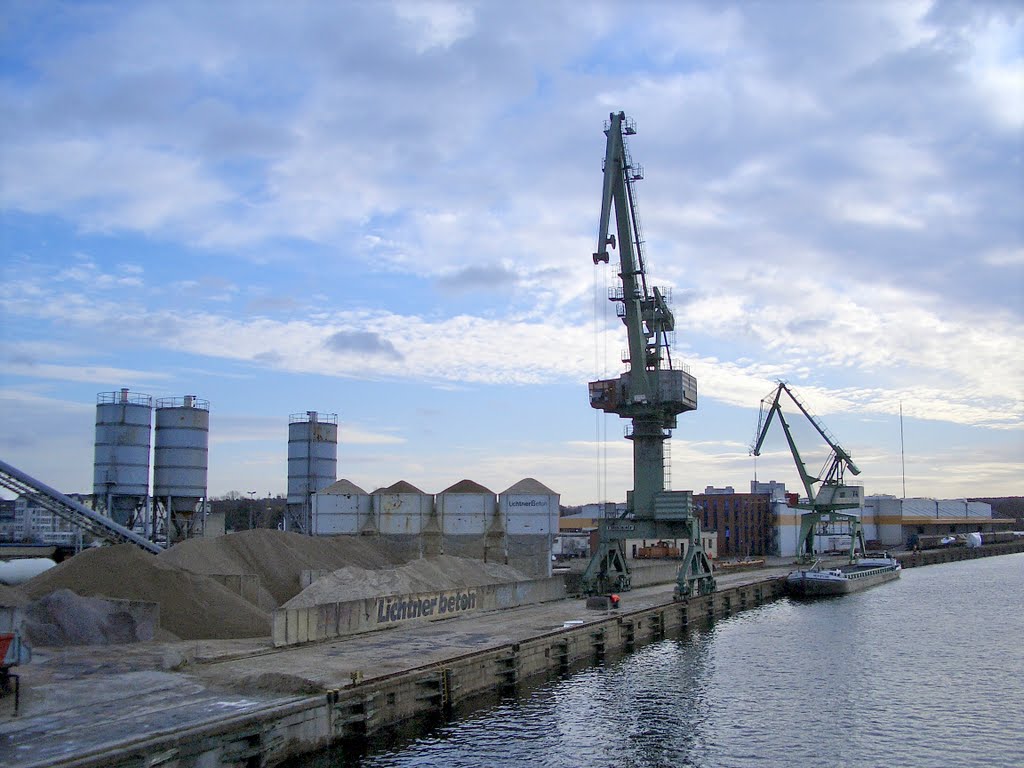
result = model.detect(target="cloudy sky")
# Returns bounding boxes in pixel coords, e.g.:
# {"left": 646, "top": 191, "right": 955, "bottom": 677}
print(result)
{"left": 1, "top": 0, "right": 1021, "bottom": 506}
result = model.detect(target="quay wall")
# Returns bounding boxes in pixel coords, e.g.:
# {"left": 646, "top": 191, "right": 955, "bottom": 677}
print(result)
{"left": 899, "top": 538, "right": 1024, "bottom": 568}
{"left": 273, "top": 576, "right": 568, "bottom": 647}
{"left": 52, "top": 577, "right": 786, "bottom": 768}
{"left": 45, "top": 544, "right": 1023, "bottom": 768}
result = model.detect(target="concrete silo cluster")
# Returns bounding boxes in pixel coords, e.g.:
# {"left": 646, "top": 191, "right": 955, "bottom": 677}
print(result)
{"left": 311, "top": 477, "right": 560, "bottom": 578}
{"left": 88, "top": 393, "right": 557, "bottom": 575}
{"left": 92, "top": 389, "right": 210, "bottom": 542}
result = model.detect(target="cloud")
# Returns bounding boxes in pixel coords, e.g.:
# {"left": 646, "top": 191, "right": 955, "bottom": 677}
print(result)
{"left": 435, "top": 264, "right": 521, "bottom": 292}
{"left": 2, "top": 362, "right": 170, "bottom": 387}
{"left": 2, "top": 1, "right": 1022, "bottom": 502}
{"left": 324, "top": 330, "right": 402, "bottom": 358}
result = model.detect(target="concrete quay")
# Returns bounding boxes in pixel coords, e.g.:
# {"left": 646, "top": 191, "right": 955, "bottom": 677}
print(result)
{"left": 0, "top": 566, "right": 791, "bottom": 768}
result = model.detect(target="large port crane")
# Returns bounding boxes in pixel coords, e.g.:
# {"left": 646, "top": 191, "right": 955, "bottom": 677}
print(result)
{"left": 751, "top": 381, "right": 867, "bottom": 562}
{"left": 583, "top": 111, "right": 715, "bottom": 599}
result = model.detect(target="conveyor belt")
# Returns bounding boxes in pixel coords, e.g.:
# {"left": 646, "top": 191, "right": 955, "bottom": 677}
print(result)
{"left": 0, "top": 458, "right": 162, "bottom": 554}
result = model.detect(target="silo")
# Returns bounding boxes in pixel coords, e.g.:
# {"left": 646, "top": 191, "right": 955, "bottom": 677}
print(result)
{"left": 287, "top": 411, "right": 338, "bottom": 533}
{"left": 154, "top": 395, "right": 210, "bottom": 540}
{"left": 312, "top": 479, "right": 370, "bottom": 535}
{"left": 436, "top": 479, "right": 496, "bottom": 562}
{"left": 93, "top": 389, "right": 152, "bottom": 527}
{"left": 372, "top": 480, "right": 435, "bottom": 558}
{"left": 499, "top": 478, "right": 560, "bottom": 578}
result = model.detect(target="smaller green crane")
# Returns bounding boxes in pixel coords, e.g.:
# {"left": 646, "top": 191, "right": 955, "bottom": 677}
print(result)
{"left": 751, "top": 382, "right": 867, "bottom": 562}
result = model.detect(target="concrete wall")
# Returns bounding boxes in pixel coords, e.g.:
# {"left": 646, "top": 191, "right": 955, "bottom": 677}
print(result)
{"left": 273, "top": 576, "right": 567, "bottom": 647}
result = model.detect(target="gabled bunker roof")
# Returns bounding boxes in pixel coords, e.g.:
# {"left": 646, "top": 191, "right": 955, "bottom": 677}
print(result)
{"left": 502, "top": 477, "right": 557, "bottom": 495}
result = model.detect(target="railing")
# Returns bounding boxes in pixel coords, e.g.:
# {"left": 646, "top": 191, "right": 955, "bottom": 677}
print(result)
{"left": 97, "top": 390, "right": 152, "bottom": 406}
{"left": 289, "top": 412, "right": 339, "bottom": 425}
{"left": 156, "top": 396, "right": 209, "bottom": 410}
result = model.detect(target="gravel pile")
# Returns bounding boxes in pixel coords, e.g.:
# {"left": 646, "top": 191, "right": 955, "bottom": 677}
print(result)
{"left": 22, "top": 544, "right": 270, "bottom": 641}
{"left": 159, "top": 529, "right": 405, "bottom": 606}
{"left": 285, "top": 554, "right": 527, "bottom": 608}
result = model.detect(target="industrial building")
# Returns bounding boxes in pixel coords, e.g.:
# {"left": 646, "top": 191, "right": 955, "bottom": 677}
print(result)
{"left": 0, "top": 494, "right": 85, "bottom": 546}
{"left": 693, "top": 486, "right": 776, "bottom": 559}
{"left": 773, "top": 490, "right": 1011, "bottom": 556}
{"left": 862, "top": 495, "right": 1012, "bottom": 548}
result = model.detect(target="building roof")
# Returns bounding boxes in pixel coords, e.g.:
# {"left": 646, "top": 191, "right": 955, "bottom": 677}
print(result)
{"left": 319, "top": 479, "right": 368, "bottom": 495}
{"left": 375, "top": 480, "right": 427, "bottom": 495}
{"left": 501, "top": 478, "right": 557, "bottom": 496}
{"left": 439, "top": 479, "right": 493, "bottom": 494}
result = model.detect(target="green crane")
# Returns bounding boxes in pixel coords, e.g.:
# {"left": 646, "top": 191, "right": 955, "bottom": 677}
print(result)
{"left": 582, "top": 112, "right": 715, "bottom": 599}
{"left": 751, "top": 381, "right": 867, "bottom": 562}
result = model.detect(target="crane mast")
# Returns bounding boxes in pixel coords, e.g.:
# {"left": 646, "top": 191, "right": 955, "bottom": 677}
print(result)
{"left": 751, "top": 381, "right": 867, "bottom": 562}
{"left": 583, "top": 112, "right": 714, "bottom": 599}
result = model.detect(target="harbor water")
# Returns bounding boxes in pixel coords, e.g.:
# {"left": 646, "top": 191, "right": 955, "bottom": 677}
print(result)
{"left": 291, "top": 553, "right": 1024, "bottom": 768}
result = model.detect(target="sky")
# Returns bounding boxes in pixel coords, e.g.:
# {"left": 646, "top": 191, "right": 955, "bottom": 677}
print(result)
{"left": 1, "top": 0, "right": 1022, "bottom": 507}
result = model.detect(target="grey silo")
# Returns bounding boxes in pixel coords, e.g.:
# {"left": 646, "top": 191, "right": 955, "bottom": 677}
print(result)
{"left": 93, "top": 388, "right": 152, "bottom": 526}
{"left": 500, "top": 478, "right": 560, "bottom": 578}
{"left": 372, "top": 480, "right": 436, "bottom": 558}
{"left": 286, "top": 411, "right": 338, "bottom": 533}
{"left": 154, "top": 396, "right": 210, "bottom": 535}
{"left": 436, "top": 479, "right": 498, "bottom": 562}
{"left": 311, "top": 479, "right": 371, "bottom": 535}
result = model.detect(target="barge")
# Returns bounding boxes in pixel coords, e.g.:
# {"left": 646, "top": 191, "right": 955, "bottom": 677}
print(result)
{"left": 786, "top": 554, "right": 901, "bottom": 597}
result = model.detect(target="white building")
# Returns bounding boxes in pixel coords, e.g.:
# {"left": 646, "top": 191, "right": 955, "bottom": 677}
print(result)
{"left": 863, "top": 495, "right": 1004, "bottom": 548}
{"left": 10, "top": 495, "right": 80, "bottom": 545}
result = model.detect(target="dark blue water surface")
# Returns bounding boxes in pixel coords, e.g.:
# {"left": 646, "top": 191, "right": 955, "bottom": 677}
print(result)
{"left": 294, "top": 553, "right": 1024, "bottom": 768}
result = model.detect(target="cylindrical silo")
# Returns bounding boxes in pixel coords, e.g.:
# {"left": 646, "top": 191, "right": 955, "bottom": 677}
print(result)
{"left": 287, "top": 411, "right": 338, "bottom": 533}
{"left": 93, "top": 388, "right": 152, "bottom": 526}
{"left": 154, "top": 395, "right": 210, "bottom": 539}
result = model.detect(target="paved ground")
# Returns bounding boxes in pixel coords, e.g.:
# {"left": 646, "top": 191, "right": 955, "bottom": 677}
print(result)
{"left": 0, "top": 563, "right": 798, "bottom": 767}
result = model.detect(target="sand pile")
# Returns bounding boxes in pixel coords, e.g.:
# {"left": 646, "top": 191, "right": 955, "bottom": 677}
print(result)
{"left": 22, "top": 544, "right": 270, "bottom": 640}
{"left": 285, "top": 555, "right": 527, "bottom": 608}
{"left": 159, "top": 529, "right": 405, "bottom": 606}
{"left": 0, "top": 583, "right": 28, "bottom": 606}
{"left": 23, "top": 589, "right": 158, "bottom": 646}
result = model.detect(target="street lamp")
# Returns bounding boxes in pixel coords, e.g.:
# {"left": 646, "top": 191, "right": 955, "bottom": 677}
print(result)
{"left": 248, "top": 491, "right": 256, "bottom": 529}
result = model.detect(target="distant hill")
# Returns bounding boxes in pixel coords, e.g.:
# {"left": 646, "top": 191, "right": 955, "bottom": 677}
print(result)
{"left": 970, "top": 497, "right": 1024, "bottom": 525}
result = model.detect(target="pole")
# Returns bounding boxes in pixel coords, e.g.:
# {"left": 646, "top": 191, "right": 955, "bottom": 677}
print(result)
{"left": 900, "top": 401, "right": 906, "bottom": 499}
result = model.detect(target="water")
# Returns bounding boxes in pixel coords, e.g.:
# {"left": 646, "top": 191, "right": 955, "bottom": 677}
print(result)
{"left": 291, "top": 554, "right": 1024, "bottom": 768}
